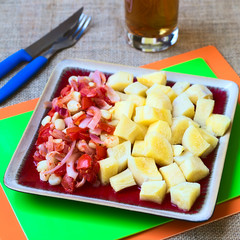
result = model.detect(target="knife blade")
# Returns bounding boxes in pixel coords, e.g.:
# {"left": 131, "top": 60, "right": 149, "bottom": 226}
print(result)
{"left": 25, "top": 7, "right": 83, "bottom": 58}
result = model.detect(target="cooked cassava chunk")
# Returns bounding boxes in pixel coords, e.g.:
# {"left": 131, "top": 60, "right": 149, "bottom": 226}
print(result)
{"left": 140, "top": 181, "right": 167, "bottom": 204}
{"left": 206, "top": 114, "right": 231, "bottom": 137}
{"left": 107, "top": 71, "right": 133, "bottom": 91}
{"left": 137, "top": 71, "right": 167, "bottom": 87}
{"left": 170, "top": 182, "right": 200, "bottom": 211}
{"left": 182, "top": 125, "right": 210, "bottom": 157}
{"left": 128, "top": 156, "right": 162, "bottom": 186}
{"left": 110, "top": 168, "right": 136, "bottom": 192}
{"left": 179, "top": 155, "right": 209, "bottom": 182}
{"left": 159, "top": 163, "right": 186, "bottom": 192}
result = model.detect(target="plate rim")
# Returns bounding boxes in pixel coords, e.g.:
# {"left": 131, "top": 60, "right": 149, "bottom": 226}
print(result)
{"left": 4, "top": 58, "right": 239, "bottom": 222}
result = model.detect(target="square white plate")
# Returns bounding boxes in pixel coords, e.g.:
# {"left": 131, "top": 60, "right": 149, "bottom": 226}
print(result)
{"left": 4, "top": 59, "right": 239, "bottom": 222}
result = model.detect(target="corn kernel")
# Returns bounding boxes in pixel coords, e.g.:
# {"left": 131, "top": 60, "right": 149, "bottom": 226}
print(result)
{"left": 41, "top": 116, "right": 51, "bottom": 126}
{"left": 100, "top": 109, "right": 112, "bottom": 120}
{"left": 54, "top": 119, "right": 65, "bottom": 130}
{"left": 67, "top": 100, "right": 81, "bottom": 113}
{"left": 37, "top": 160, "right": 48, "bottom": 172}
{"left": 72, "top": 91, "right": 81, "bottom": 102}
{"left": 48, "top": 174, "right": 62, "bottom": 185}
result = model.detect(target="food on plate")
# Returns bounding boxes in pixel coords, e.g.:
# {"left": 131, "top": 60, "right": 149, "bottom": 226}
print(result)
{"left": 184, "top": 84, "right": 213, "bottom": 104}
{"left": 140, "top": 181, "right": 167, "bottom": 204}
{"left": 107, "top": 141, "right": 131, "bottom": 172}
{"left": 172, "top": 144, "right": 185, "bottom": 157}
{"left": 194, "top": 99, "right": 215, "bottom": 127}
{"left": 172, "top": 93, "right": 195, "bottom": 118}
{"left": 124, "top": 81, "right": 148, "bottom": 96}
{"left": 107, "top": 71, "right": 133, "bottom": 91}
{"left": 171, "top": 81, "right": 190, "bottom": 95}
{"left": 179, "top": 155, "right": 209, "bottom": 182}
{"left": 182, "top": 125, "right": 210, "bottom": 157}
{"left": 170, "top": 116, "right": 199, "bottom": 145}
{"left": 99, "top": 157, "right": 118, "bottom": 185}
{"left": 159, "top": 163, "right": 186, "bottom": 192}
{"left": 128, "top": 156, "right": 162, "bottom": 186}
{"left": 170, "top": 182, "right": 200, "bottom": 211}
{"left": 137, "top": 71, "right": 167, "bottom": 87}
{"left": 205, "top": 114, "right": 231, "bottom": 137}
{"left": 110, "top": 168, "right": 136, "bottom": 192}
{"left": 33, "top": 69, "right": 231, "bottom": 212}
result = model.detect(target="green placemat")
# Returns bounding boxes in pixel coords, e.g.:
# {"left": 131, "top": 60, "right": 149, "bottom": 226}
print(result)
{"left": 1, "top": 58, "right": 239, "bottom": 240}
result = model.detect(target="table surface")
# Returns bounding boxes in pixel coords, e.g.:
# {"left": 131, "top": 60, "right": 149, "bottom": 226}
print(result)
{"left": 0, "top": 0, "right": 240, "bottom": 239}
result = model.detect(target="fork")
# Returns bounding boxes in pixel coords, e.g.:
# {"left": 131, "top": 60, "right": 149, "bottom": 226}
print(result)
{"left": 43, "top": 13, "right": 91, "bottom": 59}
{"left": 0, "top": 13, "right": 91, "bottom": 103}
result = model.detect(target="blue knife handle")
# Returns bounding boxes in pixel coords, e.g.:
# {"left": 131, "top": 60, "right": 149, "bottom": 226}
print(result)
{"left": 0, "top": 56, "right": 48, "bottom": 103}
{"left": 0, "top": 49, "right": 33, "bottom": 79}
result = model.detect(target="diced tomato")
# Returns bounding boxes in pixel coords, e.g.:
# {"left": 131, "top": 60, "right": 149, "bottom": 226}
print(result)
{"left": 60, "top": 85, "right": 72, "bottom": 97}
{"left": 47, "top": 108, "right": 55, "bottom": 117}
{"left": 96, "top": 144, "right": 107, "bottom": 160}
{"left": 81, "top": 97, "right": 94, "bottom": 110}
{"left": 73, "top": 113, "right": 86, "bottom": 125}
{"left": 61, "top": 174, "right": 75, "bottom": 193}
{"left": 66, "top": 127, "right": 90, "bottom": 141}
{"left": 97, "top": 122, "right": 115, "bottom": 135}
{"left": 54, "top": 163, "right": 66, "bottom": 176}
{"left": 36, "top": 123, "right": 51, "bottom": 145}
{"left": 77, "top": 154, "right": 92, "bottom": 170}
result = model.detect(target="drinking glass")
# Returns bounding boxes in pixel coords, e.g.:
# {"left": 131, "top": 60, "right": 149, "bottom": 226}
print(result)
{"left": 124, "top": 0, "right": 179, "bottom": 52}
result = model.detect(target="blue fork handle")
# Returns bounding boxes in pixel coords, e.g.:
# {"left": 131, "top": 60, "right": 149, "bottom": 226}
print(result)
{"left": 0, "top": 56, "right": 48, "bottom": 103}
{"left": 0, "top": 49, "right": 33, "bottom": 79}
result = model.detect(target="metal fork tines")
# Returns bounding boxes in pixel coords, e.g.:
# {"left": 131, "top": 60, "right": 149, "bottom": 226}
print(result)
{"left": 43, "top": 13, "right": 91, "bottom": 59}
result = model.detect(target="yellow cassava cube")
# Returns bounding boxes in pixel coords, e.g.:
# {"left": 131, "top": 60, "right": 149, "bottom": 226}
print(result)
{"left": 107, "top": 71, "right": 133, "bottom": 91}
{"left": 173, "top": 150, "right": 194, "bottom": 166}
{"left": 172, "top": 81, "right": 190, "bottom": 96}
{"left": 170, "top": 182, "right": 200, "bottom": 211}
{"left": 206, "top": 114, "right": 231, "bottom": 136}
{"left": 132, "top": 140, "right": 145, "bottom": 157}
{"left": 140, "top": 180, "right": 167, "bottom": 204}
{"left": 110, "top": 168, "right": 136, "bottom": 192}
{"left": 114, "top": 114, "right": 142, "bottom": 143}
{"left": 124, "top": 81, "right": 148, "bottom": 97}
{"left": 113, "top": 101, "right": 135, "bottom": 120}
{"left": 198, "top": 128, "right": 218, "bottom": 157}
{"left": 134, "top": 105, "right": 161, "bottom": 125}
{"left": 107, "top": 141, "right": 131, "bottom": 172}
{"left": 144, "top": 132, "right": 173, "bottom": 166}
{"left": 128, "top": 156, "right": 162, "bottom": 186}
{"left": 180, "top": 155, "right": 209, "bottom": 182}
{"left": 171, "top": 116, "right": 199, "bottom": 145}
{"left": 147, "top": 120, "right": 172, "bottom": 142}
{"left": 115, "top": 91, "right": 129, "bottom": 101}
{"left": 182, "top": 125, "right": 210, "bottom": 157}
{"left": 137, "top": 71, "right": 167, "bottom": 87}
{"left": 146, "top": 92, "right": 172, "bottom": 111}
{"left": 184, "top": 84, "right": 213, "bottom": 104}
{"left": 99, "top": 157, "right": 119, "bottom": 185}
{"left": 146, "top": 83, "right": 177, "bottom": 102}
{"left": 172, "top": 93, "right": 195, "bottom": 119}
{"left": 135, "top": 123, "right": 148, "bottom": 140}
{"left": 159, "top": 163, "right": 186, "bottom": 192}
{"left": 126, "top": 94, "right": 146, "bottom": 107}
{"left": 194, "top": 99, "right": 215, "bottom": 127}
{"left": 172, "top": 145, "right": 185, "bottom": 157}
{"left": 156, "top": 108, "right": 172, "bottom": 126}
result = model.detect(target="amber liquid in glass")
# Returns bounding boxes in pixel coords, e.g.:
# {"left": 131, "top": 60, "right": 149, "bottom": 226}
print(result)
{"left": 124, "top": 0, "right": 179, "bottom": 51}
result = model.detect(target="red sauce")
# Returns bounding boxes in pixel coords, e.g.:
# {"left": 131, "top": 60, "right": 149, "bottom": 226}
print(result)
{"left": 17, "top": 68, "right": 228, "bottom": 215}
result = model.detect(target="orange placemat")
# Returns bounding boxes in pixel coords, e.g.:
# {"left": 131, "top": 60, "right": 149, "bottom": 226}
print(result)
{"left": 1, "top": 45, "right": 239, "bottom": 240}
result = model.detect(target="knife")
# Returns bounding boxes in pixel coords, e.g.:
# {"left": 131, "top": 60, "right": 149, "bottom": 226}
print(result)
{"left": 0, "top": 7, "right": 83, "bottom": 79}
